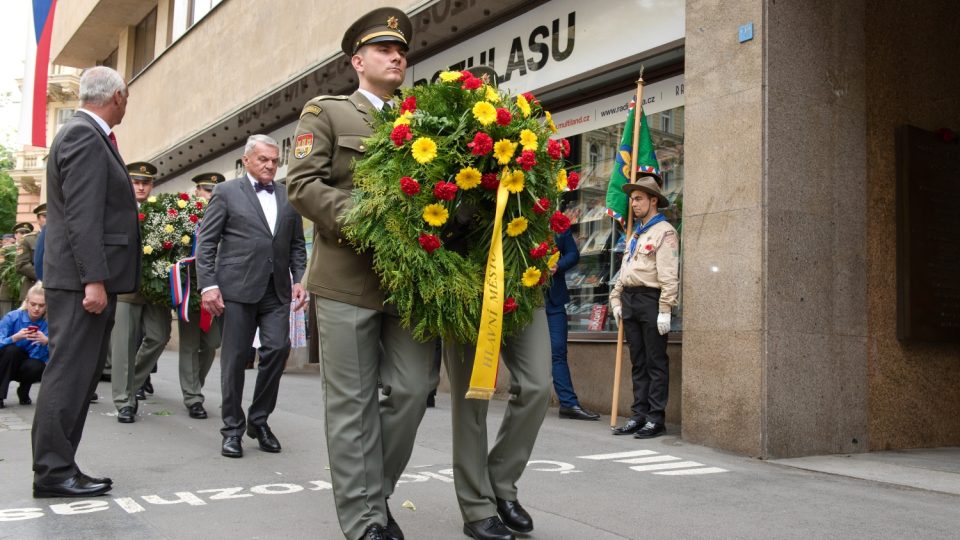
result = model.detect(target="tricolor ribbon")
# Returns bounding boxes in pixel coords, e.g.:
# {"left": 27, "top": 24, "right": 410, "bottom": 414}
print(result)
{"left": 465, "top": 173, "right": 510, "bottom": 400}
{"left": 168, "top": 235, "right": 212, "bottom": 332}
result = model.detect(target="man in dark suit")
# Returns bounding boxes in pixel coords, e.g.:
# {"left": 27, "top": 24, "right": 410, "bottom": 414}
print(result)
{"left": 31, "top": 66, "right": 139, "bottom": 498}
{"left": 197, "top": 134, "right": 307, "bottom": 458}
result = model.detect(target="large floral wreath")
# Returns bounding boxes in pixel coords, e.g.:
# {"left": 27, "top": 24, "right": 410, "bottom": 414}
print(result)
{"left": 343, "top": 69, "right": 580, "bottom": 343}
{"left": 138, "top": 192, "right": 206, "bottom": 308}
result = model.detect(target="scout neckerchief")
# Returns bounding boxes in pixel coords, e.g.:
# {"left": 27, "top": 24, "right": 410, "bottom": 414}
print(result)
{"left": 628, "top": 213, "right": 666, "bottom": 258}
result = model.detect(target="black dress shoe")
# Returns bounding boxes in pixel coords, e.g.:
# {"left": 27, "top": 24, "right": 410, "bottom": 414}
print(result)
{"left": 463, "top": 517, "right": 515, "bottom": 540}
{"left": 17, "top": 385, "right": 32, "bottom": 405}
{"left": 33, "top": 473, "right": 112, "bottom": 498}
{"left": 612, "top": 418, "right": 643, "bottom": 435}
{"left": 0, "top": 399, "right": 4, "bottom": 409}
{"left": 135, "top": 387, "right": 146, "bottom": 401}
{"left": 384, "top": 501, "right": 404, "bottom": 540}
{"left": 79, "top": 471, "right": 113, "bottom": 485}
{"left": 496, "top": 498, "right": 533, "bottom": 533}
{"left": 222, "top": 435, "right": 243, "bottom": 458}
{"left": 361, "top": 525, "right": 386, "bottom": 540}
{"left": 188, "top": 403, "right": 208, "bottom": 419}
{"left": 634, "top": 421, "right": 666, "bottom": 439}
{"left": 559, "top": 405, "right": 600, "bottom": 421}
{"left": 143, "top": 376, "right": 154, "bottom": 394}
{"left": 89, "top": 392, "right": 98, "bottom": 402}
{"left": 246, "top": 424, "right": 281, "bottom": 453}
{"left": 117, "top": 406, "right": 136, "bottom": 424}
{"left": 426, "top": 392, "right": 436, "bottom": 408}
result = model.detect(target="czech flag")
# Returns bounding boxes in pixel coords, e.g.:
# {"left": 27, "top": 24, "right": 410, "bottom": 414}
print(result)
{"left": 20, "top": 0, "right": 58, "bottom": 148}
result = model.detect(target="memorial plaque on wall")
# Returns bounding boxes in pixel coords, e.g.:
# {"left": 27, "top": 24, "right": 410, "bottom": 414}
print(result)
{"left": 896, "top": 125, "right": 960, "bottom": 342}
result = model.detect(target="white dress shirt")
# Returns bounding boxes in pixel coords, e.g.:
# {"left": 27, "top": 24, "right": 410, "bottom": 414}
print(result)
{"left": 249, "top": 174, "right": 277, "bottom": 236}
{"left": 358, "top": 88, "right": 387, "bottom": 111}
{"left": 77, "top": 108, "right": 112, "bottom": 136}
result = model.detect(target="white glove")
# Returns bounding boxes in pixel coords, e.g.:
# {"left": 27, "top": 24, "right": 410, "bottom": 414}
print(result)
{"left": 657, "top": 312, "right": 671, "bottom": 335}
{"left": 612, "top": 305, "right": 622, "bottom": 323}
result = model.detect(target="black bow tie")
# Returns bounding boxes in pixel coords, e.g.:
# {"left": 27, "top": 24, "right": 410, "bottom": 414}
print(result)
{"left": 254, "top": 182, "right": 275, "bottom": 194}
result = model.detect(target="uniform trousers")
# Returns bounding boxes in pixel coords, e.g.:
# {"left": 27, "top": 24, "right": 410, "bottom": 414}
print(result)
{"left": 178, "top": 314, "right": 222, "bottom": 407}
{"left": 315, "top": 297, "right": 437, "bottom": 540}
{"left": 113, "top": 303, "right": 171, "bottom": 410}
{"left": 620, "top": 286, "right": 669, "bottom": 425}
{"left": 443, "top": 308, "right": 552, "bottom": 523}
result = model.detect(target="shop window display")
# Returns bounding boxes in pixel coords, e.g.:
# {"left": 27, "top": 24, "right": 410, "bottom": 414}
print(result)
{"left": 562, "top": 106, "right": 684, "bottom": 336}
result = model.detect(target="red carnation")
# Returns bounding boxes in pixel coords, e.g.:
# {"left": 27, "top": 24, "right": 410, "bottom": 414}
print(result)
{"left": 522, "top": 92, "right": 538, "bottom": 105}
{"left": 179, "top": 192, "right": 190, "bottom": 201}
{"left": 560, "top": 138, "right": 571, "bottom": 157}
{"left": 400, "top": 176, "right": 421, "bottom": 196}
{"left": 532, "top": 197, "right": 550, "bottom": 215}
{"left": 162, "top": 241, "right": 174, "bottom": 250}
{"left": 400, "top": 96, "right": 417, "bottom": 114}
{"left": 516, "top": 150, "right": 537, "bottom": 171}
{"left": 418, "top": 233, "right": 441, "bottom": 253}
{"left": 480, "top": 172, "right": 500, "bottom": 190}
{"left": 467, "top": 132, "right": 494, "bottom": 155}
{"left": 503, "top": 297, "right": 518, "bottom": 314}
{"left": 567, "top": 171, "right": 581, "bottom": 190}
{"left": 167, "top": 208, "right": 178, "bottom": 217}
{"left": 538, "top": 272, "right": 548, "bottom": 285}
{"left": 433, "top": 181, "right": 458, "bottom": 201}
{"left": 546, "top": 139, "right": 563, "bottom": 160}
{"left": 390, "top": 124, "right": 413, "bottom": 147}
{"left": 496, "top": 108, "right": 512, "bottom": 126}
{"left": 195, "top": 201, "right": 204, "bottom": 209}
{"left": 138, "top": 213, "right": 145, "bottom": 222}
{"left": 189, "top": 214, "right": 199, "bottom": 223}
{"left": 530, "top": 242, "right": 549, "bottom": 259}
{"left": 644, "top": 244, "right": 654, "bottom": 252}
{"left": 461, "top": 75, "right": 482, "bottom": 90}
{"left": 549, "top": 211, "right": 571, "bottom": 234}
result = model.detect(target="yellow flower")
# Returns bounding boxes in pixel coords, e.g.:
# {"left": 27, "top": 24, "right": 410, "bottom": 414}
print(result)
{"left": 143, "top": 245, "right": 154, "bottom": 255}
{"left": 472, "top": 101, "right": 497, "bottom": 126}
{"left": 502, "top": 169, "right": 524, "bottom": 193}
{"left": 506, "top": 216, "right": 528, "bottom": 237}
{"left": 439, "top": 71, "right": 463, "bottom": 82}
{"left": 556, "top": 168, "right": 568, "bottom": 192}
{"left": 177, "top": 199, "right": 188, "bottom": 209}
{"left": 422, "top": 203, "right": 449, "bottom": 227}
{"left": 393, "top": 112, "right": 412, "bottom": 127}
{"left": 522, "top": 266, "right": 542, "bottom": 287}
{"left": 516, "top": 94, "right": 531, "bottom": 117}
{"left": 411, "top": 137, "right": 438, "bottom": 164}
{"left": 545, "top": 111, "right": 557, "bottom": 133}
{"left": 455, "top": 167, "right": 482, "bottom": 190}
{"left": 546, "top": 250, "right": 560, "bottom": 269}
{"left": 147, "top": 196, "right": 157, "bottom": 203}
{"left": 181, "top": 235, "right": 191, "bottom": 245}
{"left": 519, "top": 129, "right": 538, "bottom": 151}
{"left": 164, "top": 224, "right": 175, "bottom": 233}
{"left": 484, "top": 85, "right": 500, "bottom": 103}
{"left": 493, "top": 139, "right": 517, "bottom": 165}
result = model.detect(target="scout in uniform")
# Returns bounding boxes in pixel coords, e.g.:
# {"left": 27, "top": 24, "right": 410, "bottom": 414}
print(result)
{"left": 609, "top": 175, "right": 680, "bottom": 439}
{"left": 15, "top": 218, "right": 40, "bottom": 301}
{"left": 287, "top": 8, "right": 438, "bottom": 540}
{"left": 177, "top": 172, "right": 225, "bottom": 419}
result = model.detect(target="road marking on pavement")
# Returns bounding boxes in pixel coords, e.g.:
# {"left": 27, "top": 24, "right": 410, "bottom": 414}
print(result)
{"left": 629, "top": 461, "right": 704, "bottom": 472}
{"left": 578, "top": 450, "right": 728, "bottom": 475}
{"left": 578, "top": 449, "right": 658, "bottom": 460}
{"left": 0, "top": 411, "right": 31, "bottom": 432}
{"left": 655, "top": 467, "right": 729, "bottom": 476}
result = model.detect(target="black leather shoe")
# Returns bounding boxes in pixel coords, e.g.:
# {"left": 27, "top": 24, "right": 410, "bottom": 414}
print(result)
{"left": 361, "top": 525, "right": 386, "bottom": 540}
{"left": 33, "top": 473, "right": 112, "bottom": 498}
{"left": 384, "top": 502, "right": 404, "bottom": 540}
{"left": 496, "top": 498, "right": 533, "bottom": 533}
{"left": 463, "top": 517, "right": 515, "bottom": 540}
{"left": 559, "top": 405, "right": 600, "bottom": 421}
{"left": 612, "top": 418, "right": 643, "bottom": 435}
{"left": 0, "top": 399, "right": 5, "bottom": 409}
{"left": 634, "top": 421, "right": 666, "bottom": 439}
{"left": 135, "top": 387, "right": 146, "bottom": 401}
{"left": 188, "top": 403, "right": 208, "bottom": 419}
{"left": 79, "top": 471, "right": 113, "bottom": 485}
{"left": 143, "top": 376, "right": 154, "bottom": 394}
{"left": 89, "top": 392, "right": 98, "bottom": 402}
{"left": 246, "top": 423, "right": 281, "bottom": 453}
{"left": 17, "top": 385, "right": 32, "bottom": 405}
{"left": 117, "top": 406, "right": 136, "bottom": 424}
{"left": 221, "top": 435, "right": 243, "bottom": 458}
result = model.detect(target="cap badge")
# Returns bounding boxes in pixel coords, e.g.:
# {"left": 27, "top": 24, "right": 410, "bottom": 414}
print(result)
{"left": 387, "top": 16, "right": 399, "bottom": 30}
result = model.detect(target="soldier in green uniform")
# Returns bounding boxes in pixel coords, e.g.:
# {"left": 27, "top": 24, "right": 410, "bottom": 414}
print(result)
{"left": 287, "top": 8, "right": 437, "bottom": 540}
{"left": 15, "top": 207, "right": 45, "bottom": 302}
{"left": 177, "top": 172, "right": 225, "bottom": 420}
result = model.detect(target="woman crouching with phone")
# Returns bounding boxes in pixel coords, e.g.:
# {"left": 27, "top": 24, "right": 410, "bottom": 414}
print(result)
{"left": 0, "top": 282, "right": 49, "bottom": 408}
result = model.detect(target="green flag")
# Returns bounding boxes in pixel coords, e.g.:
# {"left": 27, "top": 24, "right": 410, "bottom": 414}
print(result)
{"left": 605, "top": 101, "right": 660, "bottom": 226}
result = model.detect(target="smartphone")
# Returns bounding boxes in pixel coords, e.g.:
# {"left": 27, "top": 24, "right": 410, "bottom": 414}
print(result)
{"left": 26, "top": 325, "right": 39, "bottom": 332}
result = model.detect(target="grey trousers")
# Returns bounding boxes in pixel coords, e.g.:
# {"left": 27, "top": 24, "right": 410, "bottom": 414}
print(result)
{"left": 110, "top": 301, "right": 143, "bottom": 409}
{"left": 178, "top": 314, "right": 222, "bottom": 407}
{"left": 113, "top": 303, "right": 171, "bottom": 410}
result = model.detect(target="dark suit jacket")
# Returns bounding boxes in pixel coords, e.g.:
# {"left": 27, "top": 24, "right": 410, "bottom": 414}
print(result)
{"left": 42, "top": 112, "right": 140, "bottom": 293}
{"left": 546, "top": 230, "right": 580, "bottom": 310}
{"left": 196, "top": 176, "right": 307, "bottom": 304}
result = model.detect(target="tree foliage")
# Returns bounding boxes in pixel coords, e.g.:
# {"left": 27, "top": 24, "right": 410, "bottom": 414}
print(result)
{"left": 0, "top": 145, "right": 18, "bottom": 234}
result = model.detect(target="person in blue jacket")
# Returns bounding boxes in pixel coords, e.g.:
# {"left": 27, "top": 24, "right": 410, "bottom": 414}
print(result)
{"left": 546, "top": 229, "right": 600, "bottom": 420}
{"left": 0, "top": 282, "right": 49, "bottom": 408}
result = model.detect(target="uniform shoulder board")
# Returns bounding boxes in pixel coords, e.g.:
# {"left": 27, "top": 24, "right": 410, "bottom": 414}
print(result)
{"left": 300, "top": 96, "right": 349, "bottom": 118}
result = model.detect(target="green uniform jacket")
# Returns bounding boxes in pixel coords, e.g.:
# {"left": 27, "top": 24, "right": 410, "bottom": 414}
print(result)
{"left": 16, "top": 232, "right": 37, "bottom": 301}
{"left": 287, "top": 91, "right": 387, "bottom": 312}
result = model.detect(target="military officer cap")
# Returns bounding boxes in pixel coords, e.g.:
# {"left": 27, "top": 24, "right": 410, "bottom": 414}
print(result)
{"left": 33, "top": 203, "right": 47, "bottom": 217}
{"left": 127, "top": 161, "right": 158, "bottom": 182}
{"left": 341, "top": 7, "right": 413, "bottom": 55}
{"left": 192, "top": 172, "right": 225, "bottom": 188}
{"left": 14, "top": 222, "right": 34, "bottom": 234}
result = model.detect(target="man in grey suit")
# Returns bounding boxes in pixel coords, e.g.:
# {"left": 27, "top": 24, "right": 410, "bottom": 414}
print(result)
{"left": 31, "top": 66, "right": 140, "bottom": 498}
{"left": 197, "top": 134, "right": 307, "bottom": 458}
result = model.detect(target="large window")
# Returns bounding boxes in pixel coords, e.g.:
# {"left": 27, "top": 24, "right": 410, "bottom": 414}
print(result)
{"left": 132, "top": 8, "right": 158, "bottom": 77}
{"left": 54, "top": 108, "right": 75, "bottom": 136}
{"left": 171, "top": 0, "right": 225, "bottom": 42}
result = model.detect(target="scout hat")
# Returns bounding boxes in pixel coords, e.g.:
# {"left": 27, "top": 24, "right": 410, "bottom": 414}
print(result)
{"left": 33, "top": 203, "right": 46, "bottom": 217}
{"left": 622, "top": 175, "right": 669, "bottom": 208}
{"left": 192, "top": 172, "right": 225, "bottom": 188}
{"left": 14, "top": 222, "right": 34, "bottom": 234}
{"left": 127, "top": 161, "right": 157, "bottom": 182}
{"left": 341, "top": 7, "right": 413, "bottom": 55}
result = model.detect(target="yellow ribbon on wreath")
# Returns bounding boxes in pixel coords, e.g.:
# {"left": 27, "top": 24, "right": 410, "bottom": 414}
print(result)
{"left": 465, "top": 174, "right": 510, "bottom": 400}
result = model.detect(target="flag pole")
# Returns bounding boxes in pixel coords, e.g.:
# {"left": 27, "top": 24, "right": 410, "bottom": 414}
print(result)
{"left": 611, "top": 71, "right": 645, "bottom": 428}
